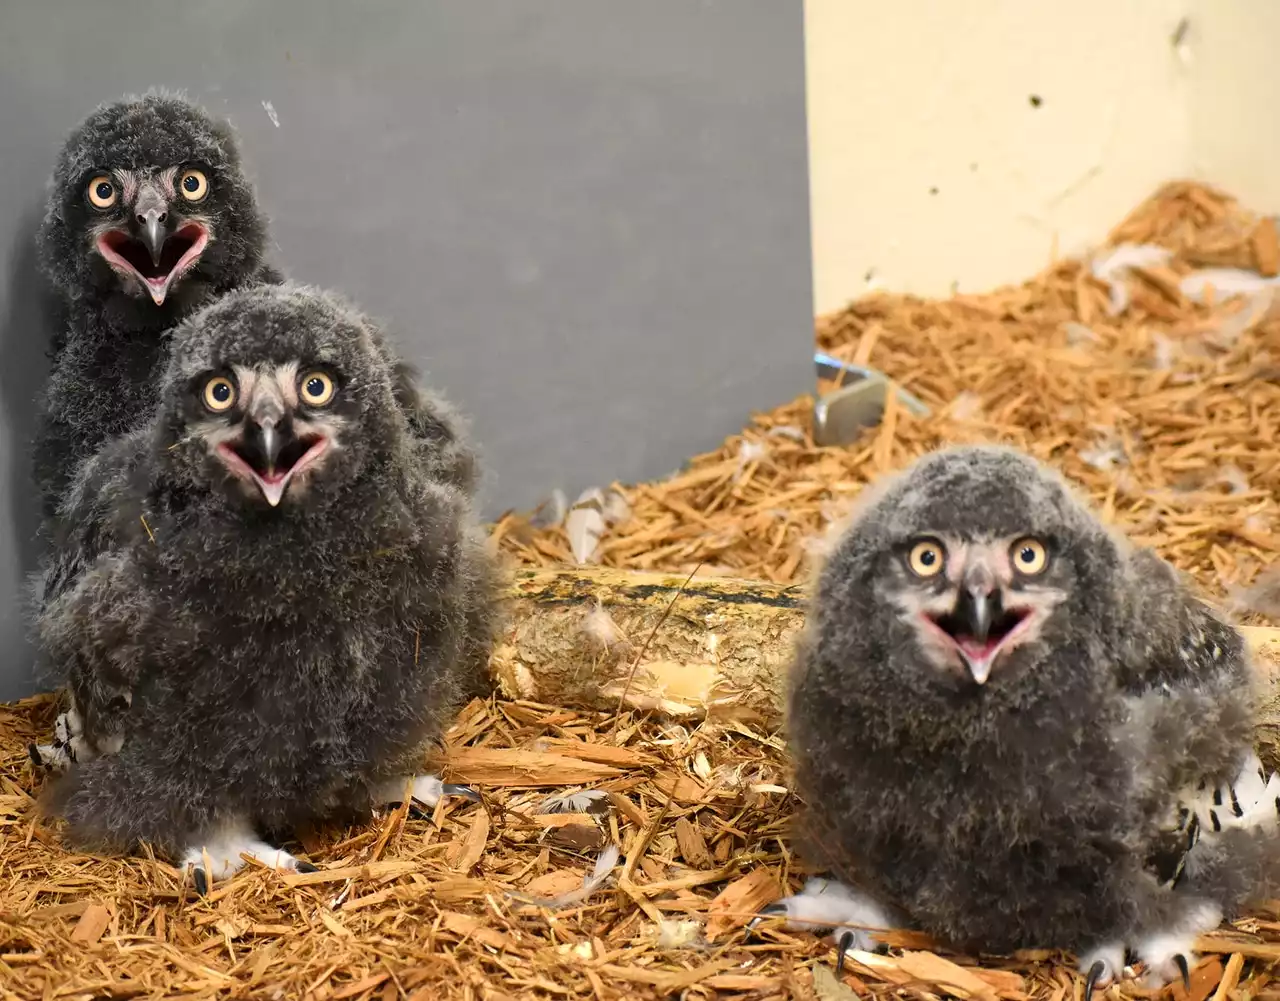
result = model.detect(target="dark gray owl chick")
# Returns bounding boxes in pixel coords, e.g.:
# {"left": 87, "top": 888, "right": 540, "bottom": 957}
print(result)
{"left": 760, "top": 444, "right": 1280, "bottom": 995}
{"left": 29, "top": 306, "right": 483, "bottom": 771}
{"left": 35, "top": 283, "right": 501, "bottom": 889}
{"left": 32, "top": 90, "right": 283, "bottom": 525}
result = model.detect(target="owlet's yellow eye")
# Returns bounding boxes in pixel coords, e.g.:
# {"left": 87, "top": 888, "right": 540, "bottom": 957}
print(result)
{"left": 87, "top": 175, "right": 117, "bottom": 209}
{"left": 299, "top": 371, "right": 335, "bottom": 407}
{"left": 203, "top": 375, "right": 236, "bottom": 413}
{"left": 1011, "top": 537, "right": 1049, "bottom": 575}
{"left": 179, "top": 168, "right": 208, "bottom": 202}
{"left": 908, "top": 539, "right": 946, "bottom": 578}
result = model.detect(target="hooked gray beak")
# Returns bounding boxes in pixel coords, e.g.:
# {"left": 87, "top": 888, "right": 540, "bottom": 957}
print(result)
{"left": 243, "top": 415, "right": 284, "bottom": 476}
{"left": 139, "top": 208, "right": 168, "bottom": 268}
{"left": 956, "top": 586, "right": 997, "bottom": 645}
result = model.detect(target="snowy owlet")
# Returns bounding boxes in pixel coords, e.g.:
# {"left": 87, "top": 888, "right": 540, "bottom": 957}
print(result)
{"left": 759, "top": 444, "right": 1280, "bottom": 996}
{"left": 32, "top": 90, "right": 282, "bottom": 525}
{"left": 36, "top": 283, "right": 501, "bottom": 890}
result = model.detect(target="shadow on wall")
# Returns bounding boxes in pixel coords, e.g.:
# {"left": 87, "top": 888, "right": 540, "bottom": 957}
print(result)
{"left": 0, "top": 204, "right": 55, "bottom": 647}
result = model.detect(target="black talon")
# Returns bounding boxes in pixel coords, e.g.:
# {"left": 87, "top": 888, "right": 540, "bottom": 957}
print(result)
{"left": 1174, "top": 953, "right": 1191, "bottom": 992}
{"left": 295, "top": 861, "right": 318, "bottom": 874}
{"left": 1084, "top": 959, "right": 1107, "bottom": 1001}
{"left": 835, "top": 930, "right": 855, "bottom": 977}
{"left": 27, "top": 743, "right": 42, "bottom": 767}
{"left": 442, "top": 783, "right": 480, "bottom": 802}
{"left": 406, "top": 801, "right": 430, "bottom": 820}
{"left": 744, "top": 904, "right": 784, "bottom": 943}
{"left": 193, "top": 868, "right": 209, "bottom": 896}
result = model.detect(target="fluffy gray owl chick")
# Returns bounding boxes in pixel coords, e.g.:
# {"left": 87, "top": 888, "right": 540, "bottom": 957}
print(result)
{"left": 760, "top": 445, "right": 1280, "bottom": 995}
{"left": 35, "top": 283, "right": 501, "bottom": 889}
{"left": 30, "top": 338, "right": 481, "bottom": 773}
{"left": 32, "top": 90, "right": 283, "bottom": 526}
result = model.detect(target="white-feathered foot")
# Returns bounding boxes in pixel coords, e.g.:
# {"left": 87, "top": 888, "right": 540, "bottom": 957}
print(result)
{"left": 181, "top": 822, "right": 317, "bottom": 895}
{"left": 1132, "top": 901, "right": 1222, "bottom": 990}
{"left": 1078, "top": 942, "right": 1127, "bottom": 1001}
{"left": 28, "top": 707, "right": 105, "bottom": 774}
{"left": 1079, "top": 900, "right": 1222, "bottom": 1000}
{"left": 373, "top": 773, "right": 480, "bottom": 818}
{"left": 751, "top": 877, "right": 897, "bottom": 967}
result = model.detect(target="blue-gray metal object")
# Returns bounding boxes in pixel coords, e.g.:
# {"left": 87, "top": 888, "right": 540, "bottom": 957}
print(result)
{"left": 812, "top": 351, "right": 931, "bottom": 447}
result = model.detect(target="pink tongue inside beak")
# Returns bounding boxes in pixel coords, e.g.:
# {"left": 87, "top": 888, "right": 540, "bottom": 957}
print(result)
{"left": 96, "top": 223, "right": 209, "bottom": 305}
{"left": 216, "top": 436, "right": 330, "bottom": 508}
{"left": 957, "top": 637, "right": 1001, "bottom": 660}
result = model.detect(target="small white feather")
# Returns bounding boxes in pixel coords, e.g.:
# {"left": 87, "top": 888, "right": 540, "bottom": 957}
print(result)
{"left": 504, "top": 842, "right": 621, "bottom": 910}
{"left": 1216, "top": 464, "right": 1250, "bottom": 496}
{"left": 1079, "top": 431, "right": 1128, "bottom": 471}
{"left": 655, "top": 918, "right": 703, "bottom": 949}
{"left": 1206, "top": 289, "right": 1276, "bottom": 348}
{"left": 589, "top": 842, "right": 621, "bottom": 885}
{"left": 736, "top": 439, "right": 768, "bottom": 479}
{"left": 582, "top": 604, "right": 628, "bottom": 654}
{"left": 538, "top": 789, "right": 611, "bottom": 815}
{"left": 1180, "top": 267, "right": 1280, "bottom": 303}
{"left": 1090, "top": 244, "right": 1173, "bottom": 317}
{"left": 948, "top": 391, "right": 983, "bottom": 422}
{"left": 1063, "top": 321, "right": 1101, "bottom": 345}
{"left": 601, "top": 488, "right": 631, "bottom": 526}
{"left": 529, "top": 488, "right": 568, "bottom": 529}
{"left": 565, "top": 488, "right": 608, "bottom": 564}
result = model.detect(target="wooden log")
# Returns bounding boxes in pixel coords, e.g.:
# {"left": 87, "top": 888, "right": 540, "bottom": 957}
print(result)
{"left": 492, "top": 567, "right": 1280, "bottom": 755}
{"left": 493, "top": 567, "right": 805, "bottom": 727}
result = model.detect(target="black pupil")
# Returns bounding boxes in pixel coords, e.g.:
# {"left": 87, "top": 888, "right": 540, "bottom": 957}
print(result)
{"left": 307, "top": 378, "right": 325, "bottom": 398}
{"left": 1020, "top": 547, "right": 1035, "bottom": 563}
{"left": 212, "top": 382, "right": 230, "bottom": 402}
{"left": 919, "top": 549, "right": 936, "bottom": 566}
{"left": 184, "top": 174, "right": 199, "bottom": 191}
{"left": 95, "top": 182, "right": 112, "bottom": 199}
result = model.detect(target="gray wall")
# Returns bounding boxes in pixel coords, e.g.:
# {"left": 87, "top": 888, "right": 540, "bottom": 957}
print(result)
{"left": 0, "top": 1, "right": 814, "bottom": 700}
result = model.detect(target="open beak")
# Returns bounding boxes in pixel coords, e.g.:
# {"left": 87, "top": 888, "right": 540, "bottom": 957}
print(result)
{"left": 216, "top": 418, "right": 329, "bottom": 507}
{"left": 927, "top": 586, "right": 1031, "bottom": 685}
{"left": 96, "top": 221, "right": 209, "bottom": 306}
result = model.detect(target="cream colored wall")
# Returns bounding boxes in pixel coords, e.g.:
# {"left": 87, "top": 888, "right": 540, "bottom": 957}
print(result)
{"left": 805, "top": 0, "right": 1278, "bottom": 317}
{"left": 1186, "top": 4, "right": 1280, "bottom": 213}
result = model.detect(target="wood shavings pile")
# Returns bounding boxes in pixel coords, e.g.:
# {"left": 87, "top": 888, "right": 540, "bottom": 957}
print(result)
{"left": 6, "top": 180, "right": 1280, "bottom": 999}
{"left": 498, "top": 180, "right": 1280, "bottom": 608}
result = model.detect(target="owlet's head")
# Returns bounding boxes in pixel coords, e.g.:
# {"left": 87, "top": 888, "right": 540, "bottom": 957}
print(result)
{"left": 159, "top": 284, "right": 402, "bottom": 511}
{"left": 818, "top": 445, "right": 1123, "bottom": 693}
{"left": 39, "top": 91, "right": 268, "bottom": 308}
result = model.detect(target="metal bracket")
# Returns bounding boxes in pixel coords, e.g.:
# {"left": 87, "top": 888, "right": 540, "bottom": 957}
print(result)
{"left": 812, "top": 352, "right": 930, "bottom": 447}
